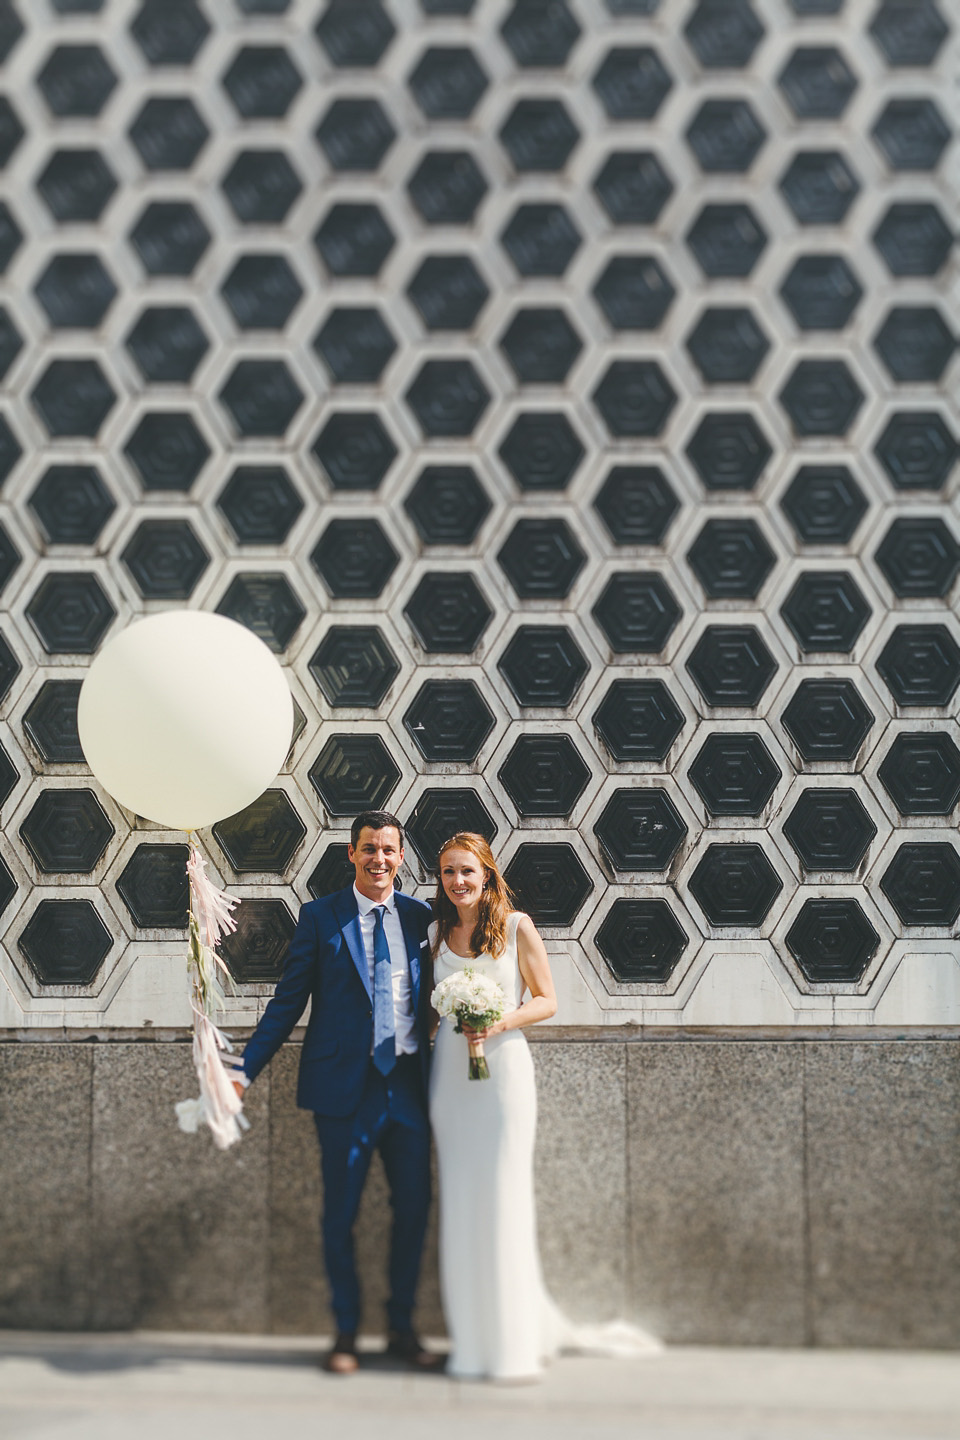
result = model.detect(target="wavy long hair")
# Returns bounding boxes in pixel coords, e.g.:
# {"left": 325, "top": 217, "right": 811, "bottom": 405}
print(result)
{"left": 431, "top": 832, "right": 514, "bottom": 959}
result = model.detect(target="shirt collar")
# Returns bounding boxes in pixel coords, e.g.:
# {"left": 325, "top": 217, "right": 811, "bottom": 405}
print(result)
{"left": 354, "top": 883, "right": 397, "bottom": 916}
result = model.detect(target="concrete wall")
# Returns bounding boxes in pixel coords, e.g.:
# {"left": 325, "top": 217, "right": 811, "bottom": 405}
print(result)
{"left": 2, "top": 1035, "right": 958, "bottom": 1348}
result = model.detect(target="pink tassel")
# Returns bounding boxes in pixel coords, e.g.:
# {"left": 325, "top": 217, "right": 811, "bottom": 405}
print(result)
{"left": 186, "top": 847, "right": 239, "bottom": 949}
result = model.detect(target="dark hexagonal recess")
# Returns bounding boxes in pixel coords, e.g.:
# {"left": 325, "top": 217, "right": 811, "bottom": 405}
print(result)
{"left": 23, "top": 680, "right": 84, "bottom": 763}
{"left": 404, "top": 679, "right": 495, "bottom": 762}
{"left": 779, "top": 150, "right": 860, "bottom": 225}
{"left": 20, "top": 788, "right": 114, "bottom": 873}
{"left": 500, "top": 308, "right": 582, "bottom": 384}
{"left": 124, "top": 412, "right": 210, "bottom": 492}
{"left": 222, "top": 149, "right": 303, "bottom": 225}
{"left": 778, "top": 47, "right": 857, "bottom": 119}
{"left": 0, "top": 201, "right": 21, "bottom": 274}
{"left": 880, "top": 843, "right": 960, "bottom": 926}
{"left": 0, "top": 739, "right": 16, "bottom": 808}
{"left": 116, "top": 843, "right": 189, "bottom": 930}
{"left": 592, "top": 360, "right": 677, "bottom": 438}
{"left": 219, "top": 359, "right": 304, "bottom": 437}
{"left": 594, "top": 788, "right": 687, "bottom": 871}
{"left": 782, "top": 788, "right": 877, "bottom": 871}
{"left": 0, "top": 627, "right": 18, "bottom": 704}
{"left": 404, "top": 465, "right": 491, "bottom": 545}
{"left": 780, "top": 255, "right": 863, "bottom": 332}
{"left": 37, "top": 44, "right": 118, "bottom": 117}
{"left": 121, "top": 519, "right": 210, "bottom": 600}
{"left": 0, "top": 521, "right": 19, "bottom": 597}
{"left": 686, "top": 412, "right": 771, "bottom": 492}
{"left": 786, "top": 899, "right": 880, "bottom": 984}
{"left": 686, "top": 307, "right": 770, "bottom": 384}
{"left": 404, "top": 573, "right": 492, "bottom": 654}
{"left": 689, "top": 843, "right": 782, "bottom": 926}
{"left": 872, "top": 99, "right": 951, "bottom": 172}
{"left": 686, "top": 625, "right": 778, "bottom": 708}
{"left": 499, "top": 98, "right": 580, "bottom": 172}
{"left": 311, "top": 412, "right": 397, "bottom": 491}
{"left": 781, "top": 681, "right": 874, "bottom": 764}
{"left": 689, "top": 732, "right": 781, "bottom": 816}
{"left": 592, "top": 150, "right": 673, "bottom": 225}
{"left": 0, "top": 96, "right": 24, "bottom": 170}
{"left": 870, "top": 0, "right": 949, "bottom": 67}
{"left": 500, "top": 734, "right": 591, "bottom": 818}
{"left": 19, "top": 900, "right": 112, "bottom": 986}
{"left": 501, "top": 0, "right": 580, "bottom": 66}
{"left": 594, "top": 465, "right": 679, "bottom": 547}
{"left": 405, "top": 359, "right": 490, "bottom": 437}
{"left": 0, "top": 412, "right": 20, "bottom": 484}
{"left": 36, "top": 148, "right": 117, "bottom": 223}
{"left": 311, "top": 518, "right": 399, "bottom": 600}
{"left": 593, "top": 678, "right": 684, "bottom": 762}
{"left": 405, "top": 787, "right": 498, "bottom": 868}
{"left": 780, "top": 465, "right": 868, "bottom": 546}
{"left": 126, "top": 306, "right": 209, "bottom": 383}
{"left": 213, "top": 789, "right": 306, "bottom": 873}
{"left": 687, "top": 519, "right": 775, "bottom": 600}
{"left": 596, "top": 898, "right": 688, "bottom": 984}
{"left": 498, "top": 625, "right": 589, "bottom": 708}
{"left": 0, "top": 2, "right": 22, "bottom": 63}
{"left": 129, "top": 96, "right": 209, "bottom": 171}
{"left": 25, "top": 573, "right": 115, "bottom": 654}
{"left": 593, "top": 256, "right": 675, "bottom": 332}
{"left": 779, "top": 360, "right": 864, "bottom": 438}
{"left": 0, "top": 306, "right": 21, "bottom": 380}
{"left": 28, "top": 465, "right": 116, "bottom": 546}
{"left": 218, "top": 899, "right": 296, "bottom": 984}
{"left": 878, "top": 732, "right": 960, "bottom": 816}
{"left": 686, "top": 204, "right": 767, "bottom": 278}
{"left": 497, "top": 519, "right": 586, "bottom": 600}
{"left": 316, "top": 97, "right": 395, "bottom": 172}
{"left": 314, "top": 202, "right": 395, "bottom": 277}
{"left": 500, "top": 204, "right": 581, "bottom": 277}
{"left": 407, "top": 150, "right": 489, "bottom": 225}
{"left": 316, "top": 0, "right": 395, "bottom": 67}
{"left": 780, "top": 572, "right": 871, "bottom": 655}
{"left": 876, "top": 625, "right": 960, "bottom": 708}
{"left": 31, "top": 360, "right": 116, "bottom": 438}
{"left": 498, "top": 413, "right": 584, "bottom": 493}
{"left": 407, "top": 257, "right": 489, "bottom": 333}
{"left": 873, "top": 307, "right": 956, "bottom": 384}
{"left": 874, "top": 413, "right": 957, "bottom": 492}
{"left": 131, "top": 0, "right": 210, "bottom": 66}
{"left": 34, "top": 254, "right": 117, "bottom": 330}
{"left": 309, "top": 626, "right": 400, "bottom": 709}
{"left": 592, "top": 46, "right": 672, "bottom": 119}
{"left": 408, "top": 46, "right": 487, "bottom": 117}
{"left": 685, "top": 0, "right": 764, "bottom": 68}
{"left": 307, "top": 844, "right": 356, "bottom": 899}
{"left": 686, "top": 98, "right": 766, "bottom": 173}
{"left": 593, "top": 573, "right": 682, "bottom": 655}
{"left": 130, "top": 201, "right": 211, "bottom": 278}
{"left": 873, "top": 203, "right": 953, "bottom": 279}
{"left": 221, "top": 255, "right": 304, "bottom": 331}
{"left": 217, "top": 465, "right": 303, "bottom": 545}
{"left": 875, "top": 518, "right": 960, "bottom": 599}
{"left": 215, "top": 573, "right": 306, "bottom": 654}
{"left": 223, "top": 45, "right": 302, "bottom": 118}
{"left": 504, "top": 841, "right": 592, "bottom": 926}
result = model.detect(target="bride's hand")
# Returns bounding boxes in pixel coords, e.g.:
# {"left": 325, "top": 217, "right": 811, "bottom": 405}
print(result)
{"left": 462, "top": 1020, "right": 506, "bottom": 1041}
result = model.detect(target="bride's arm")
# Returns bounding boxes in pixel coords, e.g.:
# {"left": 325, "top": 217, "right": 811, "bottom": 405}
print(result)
{"left": 467, "top": 915, "right": 558, "bottom": 1038}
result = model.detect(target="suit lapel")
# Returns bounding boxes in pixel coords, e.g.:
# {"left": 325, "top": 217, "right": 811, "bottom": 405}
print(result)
{"left": 333, "top": 888, "right": 371, "bottom": 998}
{"left": 396, "top": 894, "right": 421, "bottom": 1011}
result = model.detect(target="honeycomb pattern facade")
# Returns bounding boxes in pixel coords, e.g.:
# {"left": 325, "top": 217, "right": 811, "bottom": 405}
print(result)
{"left": 0, "top": 0, "right": 956, "bottom": 1028}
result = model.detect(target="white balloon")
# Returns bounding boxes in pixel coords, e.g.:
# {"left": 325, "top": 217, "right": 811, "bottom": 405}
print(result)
{"left": 77, "top": 611, "right": 294, "bottom": 832}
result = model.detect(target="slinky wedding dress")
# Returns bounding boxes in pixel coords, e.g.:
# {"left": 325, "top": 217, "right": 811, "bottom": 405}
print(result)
{"left": 429, "top": 912, "right": 661, "bottom": 1381}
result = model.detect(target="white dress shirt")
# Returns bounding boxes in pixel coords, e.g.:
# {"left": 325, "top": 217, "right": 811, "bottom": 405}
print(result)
{"left": 353, "top": 884, "right": 418, "bottom": 1055}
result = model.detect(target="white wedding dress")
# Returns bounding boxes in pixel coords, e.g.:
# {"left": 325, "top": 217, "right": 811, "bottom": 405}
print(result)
{"left": 429, "top": 912, "right": 660, "bottom": 1380}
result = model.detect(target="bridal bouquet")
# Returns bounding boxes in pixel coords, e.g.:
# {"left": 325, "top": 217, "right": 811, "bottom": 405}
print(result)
{"left": 431, "top": 967, "right": 506, "bottom": 1080}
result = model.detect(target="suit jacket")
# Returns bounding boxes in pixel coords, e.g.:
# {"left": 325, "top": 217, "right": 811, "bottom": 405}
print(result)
{"left": 240, "top": 886, "right": 434, "bottom": 1117}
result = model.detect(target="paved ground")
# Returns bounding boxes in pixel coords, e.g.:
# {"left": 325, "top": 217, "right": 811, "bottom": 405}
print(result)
{"left": 1, "top": 1332, "right": 959, "bottom": 1440}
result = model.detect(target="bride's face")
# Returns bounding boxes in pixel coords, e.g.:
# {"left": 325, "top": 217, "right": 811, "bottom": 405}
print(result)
{"left": 440, "top": 848, "right": 488, "bottom": 909}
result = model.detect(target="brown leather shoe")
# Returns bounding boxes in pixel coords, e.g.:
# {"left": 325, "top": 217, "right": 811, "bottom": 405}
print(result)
{"left": 385, "top": 1329, "right": 446, "bottom": 1372}
{"left": 324, "top": 1333, "right": 359, "bottom": 1375}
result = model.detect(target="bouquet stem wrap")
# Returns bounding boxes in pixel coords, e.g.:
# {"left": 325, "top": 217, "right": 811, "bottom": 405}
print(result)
{"left": 431, "top": 966, "right": 506, "bottom": 1081}
{"left": 174, "top": 841, "right": 249, "bottom": 1149}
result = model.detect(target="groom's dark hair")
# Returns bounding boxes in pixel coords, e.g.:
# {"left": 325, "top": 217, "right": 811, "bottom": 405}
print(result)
{"left": 351, "top": 810, "right": 405, "bottom": 848}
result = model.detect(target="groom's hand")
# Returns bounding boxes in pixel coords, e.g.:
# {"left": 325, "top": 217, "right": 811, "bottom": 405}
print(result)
{"left": 232, "top": 1079, "right": 245, "bottom": 1101}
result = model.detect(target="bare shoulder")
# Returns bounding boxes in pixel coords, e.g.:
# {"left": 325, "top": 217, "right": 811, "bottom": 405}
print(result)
{"left": 512, "top": 911, "right": 541, "bottom": 942}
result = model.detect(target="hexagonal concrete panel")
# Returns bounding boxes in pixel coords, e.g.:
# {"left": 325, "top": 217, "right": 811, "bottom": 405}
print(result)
{"left": 499, "top": 98, "right": 580, "bottom": 172}
{"left": 407, "top": 151, "right": 488, "bottom": 225}
{"left": 316, "top": 0, "right": 395, "bottom": 67}
{"left": 314, "top": 202, "right": 395, "bottom": 276}
{"left": 28, "top": 465, "right": 116, "bottom": 546}
{"left": 880, "top": 842, "right": 960, "bottom": 926}
{"left": 405, "top": 359, "right": 490, "bottom": 437}
{"left": 875, "top": 518, "right": 960, "bottom": 600}
{"left": 309, "top": 626, "right": 400, "bottom": 709}
{"left": 403, "top": 680, "right": 495, "bottom": 763}
{"left": 593, "top": 256, "right": 675, "bottom": 331}
{"left": 19, "top": 899, "right": 112, "bottom": 985}
{"left": 311, "top": 518, "right": 399, "bottom": 600}
{"left": 778, "top": 47, "right": 857, "bottom": 119}
{"left": 219, "top": 900, "right": 296, "bottom": 984}
{"left": 126, "top": 306, "right": 210, "bottom": 383}
{"left": 129, "top": 96, "right": 209, "bottom": 171}
{"left": 23, "top": 679, "right": 84, "bottom": 763}
{"left": 309, "top": 735, "right": 401, "bottom": 818}
{"left": 688, "top": 733, "right": 781, "bottom": 816}
{"left": 779, "top": 360, "right": 864, "bottom": 438}
{"left": 499, "top": 735, "right": 591, "bottom": 818}
{"left": 592, "top": 47, "right": 672, "bottom": 120}
{"left": 121, "top": 519, "right": 210, "bottom": 600}
{"left": 871, "top": 98, "right": 950, "bottom": 172}
{"left": 221, "top": 255, "right": 304, "bottom": 331}
{"left": 592, "top": 573, "right": 682, "bottom": 655}
{"left": 873, "top": 307, "right": 956, "bottom": 384}
{"left": 500, "top": 204, "right": 581, "bottom": 277}
{"left": 116, "top": 843, "right": 190, "bottom": 929}
{"left": 311, "top": 413, "right": 397, "bottom": 491}
{"left": 686, "top": 203, "right": 767, "bottom": 278}
{"left": 596, "top": 898, "right": 689, "bottom": 984}
{"left": 31, "top": 359, "right": 116, "bottom": 438}
{"left": 215, "top": 573, "right": 306, "bottom": 654}
{"left": 222, "top": 149, "right": 303, "bottom": 225}
{"left": 687, "top": 519, "right": 775, "bottom": 600}
{"left": 34, "top": 254, "right": 117, "bottom": 329}
{"left": 497, "top": 519, "right": 586, "bottom": 600}
{"left": 213, "top": 789, "right": 307, "bottom": 872}
{"left": 592, "top": 360, "right": 676, "bottom": 438}
{"left": 498, "top": 625, "right": 589, "bottom": 709}
{"left": 686, "top": 307, "right": 770, "bottom": 384}
{"left": 500, "top": 308, "right": 582, "bottom": 384}
{"left": 876, "top": 625, "right": 960, "bottom": 708}
{"left": 780, "top": 465, "right": 868, "bottom": 545}
{"left": 782, "top": 788, "right": 877, "bottom": 871}
{"left": 504, "top": 842, "right": 592, "bottom": 926}
{"left": 785, "top": 898, "right": 880, "bottom": 983}
{"left": 37, "top": 148, "right": 117, "bottom": 223}
{"left": 686, "top": 625, "right": 778, "bottom": 708}
{"left": 37, "top": 44, "right": 118, "bottom": 117}
{"left": 307, "top": 844, "right": 356, "bottom": 900}
{"left": 780, "top": 255, "right": 863, "bottom": 331}
{"left": 316, "top": 98, "right": 395, "bottom": 171}
{"left": 779, "top": 150, "right": 860, "bottom": 225}
{"left": 689, "top": 842, "right": 783, "bottom": 926}
{"left": 873, "top": 203, "right": 953, "bottom": 278}
{"left": 130, "top": 201, "right": 211, "bottom": 276}
{"left": 870, "top": 1, "right": 949, "bottom": 67}
{"left": 501, "top": 0, "right": 580, "bottom": 66}
{"left": 124, "top": 412, "right": 210, "bottom": 493}
{"left": 25, "top": 573, "right": 115, "bottom": 654}
{"left": 780, "top": 679, "right": 874, "bottom": 763}
{"left": 594, "top": 466, "right": 679, "bottom": 547}
{"left": 685, "top": 0, "right": 763, "bottom": 67}
{"left": 874, "top": 413, "right": 957, "bottom": 492}
{"left": 404, "top": 573, "right": 492, "bottom": 654}
{"left": 223, "top": 45, "right": 303, "bottom": 118}
{"left": 878, "top": 733, "right": 960, "bottom": 817}
{"left": 686, "top": 98, "right": 766, "bottom": 172}
{"left": 592, "top": 678, "right": 685, "bottom": 763}
{"left": 20, "top": 788, "right": 114, "bottom": 873}
{"left": 405, "top": 787, "right": 497, "bottom": 867}
{"left": 407, "top": 257, "right": 488, "bottom": 333}
{"left": 594, "top": 788, "right": 687, "bottom": 871}
{"left": 408, "top": 46, "right": 487, "bottom": 118}
{"left": 219, "top": 360, "right": 304, "bottom": 437}
{"left": 592, "top": 151, "right": 673, "bottom": 225}
{"left": 685, "top": 413, "right": 772, "bottom": 492}
{"left": 499, "top": 414, "right": 584, "bottom": 492}
{"left": 217, "top": 466, "right": 304, "bottom": 545}
{"left": 780, "top": 572, "right": 872, "bottom": 654}
{"left": 404, "top": 466, "right": 491, "bottom": 544}
{"left": 131, "top": 0, "right": 210, "bottom": 65}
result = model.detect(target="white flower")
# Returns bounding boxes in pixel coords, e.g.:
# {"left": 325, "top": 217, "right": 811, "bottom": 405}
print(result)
{"left": 431, "top": 966, "right": 505, "bottom": 1029}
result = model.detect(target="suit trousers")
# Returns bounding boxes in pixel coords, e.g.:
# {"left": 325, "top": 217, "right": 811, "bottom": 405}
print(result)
{"left": 313, "top": 1053, "right": 431, "bottom": 1335}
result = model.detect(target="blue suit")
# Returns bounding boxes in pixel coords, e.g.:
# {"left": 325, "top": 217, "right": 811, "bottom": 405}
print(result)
{"left": 241, "top": 885, "right": 434, "bottom": 1334}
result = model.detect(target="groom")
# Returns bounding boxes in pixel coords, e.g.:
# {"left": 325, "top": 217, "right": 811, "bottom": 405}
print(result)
{"left": 234, "top": 809, "right": 439, "bottom": 1374}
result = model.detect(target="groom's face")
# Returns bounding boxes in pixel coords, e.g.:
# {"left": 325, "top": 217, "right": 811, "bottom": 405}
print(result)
{"left": 349, "top": 825, "right": 404, "bottom": 901}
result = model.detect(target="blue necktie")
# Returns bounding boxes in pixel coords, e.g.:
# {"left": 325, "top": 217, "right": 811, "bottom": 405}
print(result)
{"left": 371, "top": 904, "right": 396, "bottom": 1077}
